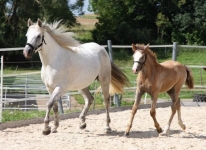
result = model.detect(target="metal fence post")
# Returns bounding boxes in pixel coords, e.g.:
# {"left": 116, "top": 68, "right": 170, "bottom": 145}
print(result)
{"left": 107, "top": 40, "right": 120, "bottom": 107}
{"left": 25, "top": 75, "right": 28, "bottom": 111}
{"left": 0, "top": 56, "right": 3, "bottom": 122}
{"left": 107, "top": 40, "right": 113, "bottom": 62}
{"left": 58, "top": 98, "right": 64, "bottom": 114}
{"left": 172, "top": 42, "right": 178, "bottom": 61}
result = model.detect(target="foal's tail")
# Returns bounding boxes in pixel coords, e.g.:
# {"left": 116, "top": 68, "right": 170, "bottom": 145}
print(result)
{"left": 185, "top": 66, "right": 194, "bottom": 89}
{"left": 109, "top": 62, "right": 130, "bottom": 95}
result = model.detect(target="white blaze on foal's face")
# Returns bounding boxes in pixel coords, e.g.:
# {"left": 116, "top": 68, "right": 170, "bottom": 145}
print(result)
{"left": 132, "top": 51, "right": 144, "bottom": 74}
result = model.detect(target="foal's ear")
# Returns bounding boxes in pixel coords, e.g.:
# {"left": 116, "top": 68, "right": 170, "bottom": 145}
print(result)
{"left": 144, "top": 43, "right": 150, "bottom": 50}
{"left": 28, "top": 18, "right": 33, "bottom": 27}
{"left": 132, "top": 43, "right": 137, "bottom": 52}
{"left": 37, "top": 18, "right": 42, "bottom": 27}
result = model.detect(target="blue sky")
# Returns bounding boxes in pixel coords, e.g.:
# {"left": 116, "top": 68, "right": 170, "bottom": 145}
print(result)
{"left": 70, "top": 0, "right": 92, "bottom": 14}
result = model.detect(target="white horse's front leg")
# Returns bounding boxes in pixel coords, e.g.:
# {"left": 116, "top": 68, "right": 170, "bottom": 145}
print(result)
{"left": 51, "top": 101, "right": 59, "bottom": 133}
{"left": 43, "top": 87, "right": 63, "bottom": 135}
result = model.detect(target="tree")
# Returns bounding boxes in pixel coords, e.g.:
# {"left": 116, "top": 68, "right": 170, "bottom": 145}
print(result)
{"left": 90, "top": 0, "right": 158, "bottom": 45}
{"left": 0, "top": 0, "right": 78, "bottom": 63}
{"left": 0, "top": 0, "right": 42, "bottom": 62}
{"left": 37, "top": 0, "right": 76, "bottom": 26}
{"left": 171, "top": 0, "right": 206, "bottom": 45}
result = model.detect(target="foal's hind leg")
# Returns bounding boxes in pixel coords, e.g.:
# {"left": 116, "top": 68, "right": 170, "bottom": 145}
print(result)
{"left": 162, "top": 98, "right": 177, "bottom": 135}
{"left": 176, "top": 98, "right": 186, "bottom": 130}
{"left": 162, "top": 90, "right": 185, "bottom": 135}
{"left": 150, "top": 94, "right": 162, "bottom": 133}
{"left": 78, "top": 87, "right": 94, "bottom": 129}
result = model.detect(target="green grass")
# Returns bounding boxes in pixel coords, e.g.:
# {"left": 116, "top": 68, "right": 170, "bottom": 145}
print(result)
{"left": 2, "top": 110, "right": 47, "bottom": 122}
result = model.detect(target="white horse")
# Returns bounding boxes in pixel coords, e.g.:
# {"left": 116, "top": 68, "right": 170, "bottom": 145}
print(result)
{"left": 23, "top": 19, "right": 129, "bottom": 135}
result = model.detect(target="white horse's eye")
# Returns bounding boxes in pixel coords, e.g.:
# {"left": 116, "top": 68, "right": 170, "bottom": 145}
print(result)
{"left": 37, "top": 35, "right": 41, "bottom": 38}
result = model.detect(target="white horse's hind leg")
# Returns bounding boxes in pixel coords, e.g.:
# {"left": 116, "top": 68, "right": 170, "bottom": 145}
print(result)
{"left": 99, "top": 78, "right": 111, "bottom": 133}
{"left": 78, "top": 87, "right": 94, "bottom": 129}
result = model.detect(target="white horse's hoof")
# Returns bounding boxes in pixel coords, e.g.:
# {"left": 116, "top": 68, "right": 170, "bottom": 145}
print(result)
{"left": 104, "top": 127, "right": 112, "bottom": 133}
{"left": 42, "top": 126, "right": 51, "bottom": 135}
{"left": 52, "top": 128, "right": 58, "bottom": 133}
{"left": 79, "top": 123, "right": 87, "bottom": 129}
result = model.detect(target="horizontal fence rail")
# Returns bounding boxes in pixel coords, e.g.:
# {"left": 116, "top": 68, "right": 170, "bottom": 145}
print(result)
{"left": 0, "top": 43, "right": 206, "bottom": 115}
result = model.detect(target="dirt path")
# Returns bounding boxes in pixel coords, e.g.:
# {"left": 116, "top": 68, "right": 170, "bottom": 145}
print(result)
{"left": 0, "top": 106, "right": 206, "bottom": 150}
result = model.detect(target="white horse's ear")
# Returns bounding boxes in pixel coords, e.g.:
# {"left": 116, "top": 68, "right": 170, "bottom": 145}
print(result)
{"left": 28, "top": 18, "right": 33, "bottom": 27}
{"left": 37, "top": 18, "right": 42, "bottom": 27}
{"left": 132, "top": 43, "right": 137, "bottom": 52}
{"left": 144, "top": 43, "right": 150, "bottom": 50}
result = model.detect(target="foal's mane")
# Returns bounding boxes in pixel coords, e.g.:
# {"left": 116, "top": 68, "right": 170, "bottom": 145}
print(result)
{"left": 136, "top": 44, "right": 158, "bottom": 63}
{"left": 38, "top": 20, "right": 80, "bottom": 52}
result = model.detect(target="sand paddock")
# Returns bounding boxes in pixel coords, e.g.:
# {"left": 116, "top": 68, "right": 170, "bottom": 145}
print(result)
{"left": 0, "top": 105, "right": 206, "bottom": 150}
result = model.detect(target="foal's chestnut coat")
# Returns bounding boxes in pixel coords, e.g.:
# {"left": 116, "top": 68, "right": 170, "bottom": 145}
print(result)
{"left": 125, "top": 44, "right": 194, "bottom": 136}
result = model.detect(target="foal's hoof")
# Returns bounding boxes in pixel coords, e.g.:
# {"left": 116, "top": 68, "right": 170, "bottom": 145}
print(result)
{"left": 157, "top": 127, "right": 163, "bottom": 133}
{"left": 124, "top": 132, "right": 130, "bottom": 136}
{"left": 181, "top": 124, "right": 186, "bottom": 130}
{"left": 79, "top": 123, "right": 87, "bottom": 129}
{"left": 159, "top": 131, "right": 170, "bottom": 136}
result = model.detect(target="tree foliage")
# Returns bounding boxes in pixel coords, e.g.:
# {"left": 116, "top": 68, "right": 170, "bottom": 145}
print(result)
{"left": 0, "top": 0, "right": 82, "bottom": 62}
{"left": 90, "top": 0, "right": 158, "bottom": 45}
{"left": 90, "top": 0, "right": 206, "bottom": 45}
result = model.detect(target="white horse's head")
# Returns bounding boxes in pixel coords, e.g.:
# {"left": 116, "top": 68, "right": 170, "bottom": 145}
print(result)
{"left": 23, "top": 18, "right": 45, "bottom": 59}
{"left": 132, "top": 43, "right": 149, "bottom": 74}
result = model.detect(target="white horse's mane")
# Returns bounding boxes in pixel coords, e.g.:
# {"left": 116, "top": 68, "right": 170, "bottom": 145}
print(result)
{"left": 38, "top": 20, "right": 81, "bottom": 52}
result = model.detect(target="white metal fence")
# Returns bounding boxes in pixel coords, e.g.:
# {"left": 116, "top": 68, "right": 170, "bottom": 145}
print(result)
{"left": 0, "top": 43, "right": 206, "bottom": 120}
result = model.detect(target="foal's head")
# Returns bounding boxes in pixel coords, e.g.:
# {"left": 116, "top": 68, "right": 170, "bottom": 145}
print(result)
{"left": 131, "top": 43, "right": 149, "bottom": 74}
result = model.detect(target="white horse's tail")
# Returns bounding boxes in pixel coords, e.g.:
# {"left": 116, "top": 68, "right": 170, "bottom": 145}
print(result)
{"left": 109, "top": 62, "right": 130, "bottom": 95}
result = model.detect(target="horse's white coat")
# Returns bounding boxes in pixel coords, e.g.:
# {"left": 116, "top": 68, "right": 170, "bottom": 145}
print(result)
{"left": 23, "top": 19, "right": 125, "bottom": 135}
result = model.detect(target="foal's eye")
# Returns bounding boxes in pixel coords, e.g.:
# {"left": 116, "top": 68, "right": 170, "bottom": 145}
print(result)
{"left": 140, "top": 55, "right": 144, "bottom": 60}
{"left": 37, "top": 35, "right": 41, "bottom": 38}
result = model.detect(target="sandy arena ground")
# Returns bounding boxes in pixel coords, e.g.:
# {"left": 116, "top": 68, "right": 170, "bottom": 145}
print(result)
{"left": 0, "top": 106, "right": 206, "bottom": 150}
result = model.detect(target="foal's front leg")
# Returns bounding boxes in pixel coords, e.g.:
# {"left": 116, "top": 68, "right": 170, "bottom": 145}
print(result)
{"left": 124, "top": 90, "right": 144, "bottom": 136}
{"left": 43, "top": 87, "right": 63, "bottom": 135}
